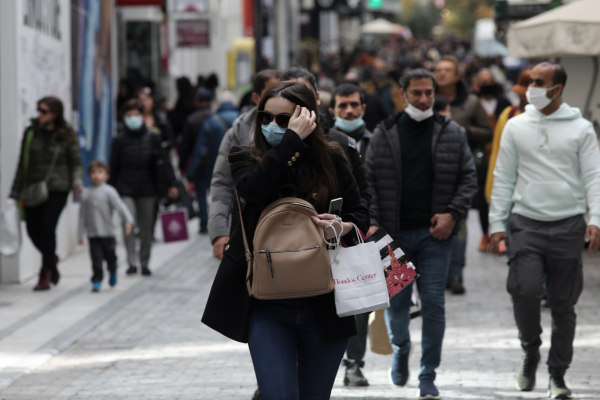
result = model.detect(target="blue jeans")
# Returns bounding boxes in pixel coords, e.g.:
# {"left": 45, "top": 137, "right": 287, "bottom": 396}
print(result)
{"left": 194, "top": 177, "right": 210, "bottom": 229}
{"left": 384, "top": 227, "right": 453, "bottom": 381}
{"left": 248, "top": 298, "right": 349, "bottom": 400}
{"left": 449, "top": 233, "right": 467, "bottom": 278}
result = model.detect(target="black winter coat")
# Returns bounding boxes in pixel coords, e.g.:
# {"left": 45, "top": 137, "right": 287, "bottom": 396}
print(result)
{"left": 108, "top": 127, "right": 176, "bottom": 197}
{"left": 202, "top": 130, "right": 370, "bottom": 343}
{"left": 365, "top": 112, "right": 478, "bottom": 241}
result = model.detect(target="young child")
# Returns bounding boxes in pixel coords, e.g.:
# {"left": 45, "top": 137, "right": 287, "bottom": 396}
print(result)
{"left": 78, "top": 160, "right": 134, "bottom": 292}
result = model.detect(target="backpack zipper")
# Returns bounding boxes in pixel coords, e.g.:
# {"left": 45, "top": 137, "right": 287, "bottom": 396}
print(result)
{"left": 265, "top": 201, "right": 315, "bottom": 214}
{"left": 257, "top": 246, "right": 321, "bottom": 279}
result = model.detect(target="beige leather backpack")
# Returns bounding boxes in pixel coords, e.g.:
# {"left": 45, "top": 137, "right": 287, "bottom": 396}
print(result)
{"left": 236, "top": 193, "right": 334, "bottom": 299}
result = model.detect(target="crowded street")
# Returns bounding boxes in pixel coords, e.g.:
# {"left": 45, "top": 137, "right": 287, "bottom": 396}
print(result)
{"left": 0, "top": 215, "right": 599, "bottom": 399}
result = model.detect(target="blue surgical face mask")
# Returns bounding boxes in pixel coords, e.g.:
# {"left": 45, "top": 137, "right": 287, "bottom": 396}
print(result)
{"left": 334, "top": 116, "right": 365, "bottom": 133}
{"left": 125, "top": 115, "right": 144, "bottom": 130}
{"left": 261, "top": 122, "right": 287, "bottom": 147}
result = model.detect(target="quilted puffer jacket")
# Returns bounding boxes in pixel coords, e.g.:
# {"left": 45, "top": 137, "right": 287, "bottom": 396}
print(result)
{"left": 364, "top": 112, "right": 478, "bottom": 240}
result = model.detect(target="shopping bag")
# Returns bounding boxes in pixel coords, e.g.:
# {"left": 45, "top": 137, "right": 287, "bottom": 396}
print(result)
{"left": 365, "top": 227, "right": 418, "bottom": 299}
{"left": 0, "top": 199, "right": 22, "bottom": 255}
{"left": 328, "top": 224, "right": 390, "bottom": 317}
{"left": 160, "top": 208, "right": 189, "bottom": 243}
{"left": 369, "top": 309, "right": 393, "bottom": 355}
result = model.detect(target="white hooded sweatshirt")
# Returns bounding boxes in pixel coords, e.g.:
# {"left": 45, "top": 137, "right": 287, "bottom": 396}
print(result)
{"left": 489, "top": 103, "right": 600, "bottom": 234}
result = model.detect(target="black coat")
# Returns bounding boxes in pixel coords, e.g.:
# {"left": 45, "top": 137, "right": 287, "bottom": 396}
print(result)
{"left": 202, "top": 130, "right": 370, "bottom": 343}
{"left": 178, "top": 107, "right": 213, "bottom": 172}
{"left": 365, "top": 112, "right": 478, "bottom": 240}
{"left": 108, "top": 127, "right": 176, "bottom": 198}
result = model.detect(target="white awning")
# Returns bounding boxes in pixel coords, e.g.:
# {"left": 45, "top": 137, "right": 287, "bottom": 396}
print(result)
{"left": 508, "top": 0, "right": 600, "bottom": 58}
{"left": 361, "top": 18, "right": 403, "bottom": 35}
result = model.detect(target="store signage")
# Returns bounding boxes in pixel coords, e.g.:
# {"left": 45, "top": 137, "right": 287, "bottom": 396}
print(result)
{"left": 176, "top": 20, "right": 210, "bottom": 47}
{"left": 172, "top": 0, "right": 208, "bottom": 13}
{"left": 116, "top": 0, "right": 164, "bottom": 6}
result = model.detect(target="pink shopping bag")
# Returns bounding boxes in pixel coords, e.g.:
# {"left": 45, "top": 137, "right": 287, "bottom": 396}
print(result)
{"left": 160, "top": 208, "right": 189, "bottom": 243}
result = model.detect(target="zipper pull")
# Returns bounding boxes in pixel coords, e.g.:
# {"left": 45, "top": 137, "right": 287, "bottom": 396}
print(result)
{"left": 266, "top": 250, "right": 274, "bottom": 278}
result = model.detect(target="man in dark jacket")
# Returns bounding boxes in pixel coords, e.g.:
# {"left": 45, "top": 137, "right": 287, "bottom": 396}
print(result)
{"left": 435, "top": 55, "right": 492, "bottom": 294}
{"left": 329, "top": 83, "right": 373, "bottom": 386}
{"left": 178, "top": 89, "right": 213, "bottom": 174}
{"left": 365, "top": 69, "right": 477, "bottom": 399}
{"left": 187, "top": 94, "right": 239, "bottom": 233}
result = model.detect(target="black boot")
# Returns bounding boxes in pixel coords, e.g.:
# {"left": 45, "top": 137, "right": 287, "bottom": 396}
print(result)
{"left": 450, "top": 276, "right": 465, "bottom": 294}
{"left": 141, "top": 266, "right": 152, "bottom": 276}
{"left": 49, "top": 255, "right": 60, "bottom": 285}
{"left": 516, "top": 349, "right": 540, "bottom": 391}
{"left": 34, "top": 267, "right": 51, "bottom": 291}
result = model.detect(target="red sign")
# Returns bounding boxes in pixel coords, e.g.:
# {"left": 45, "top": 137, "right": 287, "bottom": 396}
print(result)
{"left": 116, "top": 0, "right": 164, "bottom": 6}
{"left": 242, "top": 0, "right": 254, "bottom": 37}
{"left": 176, "top": 20, "right": 210, "bottom": 47}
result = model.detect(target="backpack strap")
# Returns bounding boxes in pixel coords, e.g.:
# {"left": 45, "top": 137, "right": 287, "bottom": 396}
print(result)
{"left": 213, "top": 115, "right": 228, "bottom": 132}
{"left": 235, "top": 190, "right": 254, "bottom": 295}
{"left": 23, "top": 128, "right": 35, "bottom": 177}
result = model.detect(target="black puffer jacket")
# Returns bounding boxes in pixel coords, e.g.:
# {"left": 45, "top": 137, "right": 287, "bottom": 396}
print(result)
{"left": 365, "top": 112, "right": 477, "bottom": 240}
{"left": 108, "top": 127, "right": 176, "bottom": 197}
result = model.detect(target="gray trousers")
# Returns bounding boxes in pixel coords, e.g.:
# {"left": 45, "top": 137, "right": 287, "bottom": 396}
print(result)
{"left": 343, "top": 312, "right": 370, "bottom": 367}
{"left": 507, "top": 214, "right": 585, "bottom": 375}
{"left": 122, "top": 196, "right": 157, "bottom": 269}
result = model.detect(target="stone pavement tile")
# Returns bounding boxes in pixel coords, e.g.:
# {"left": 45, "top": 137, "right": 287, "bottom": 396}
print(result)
{"left": 1, "top": 212, "right": 600, "bottom": 399}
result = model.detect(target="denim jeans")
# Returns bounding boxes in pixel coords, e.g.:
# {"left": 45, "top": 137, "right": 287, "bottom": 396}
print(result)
{"left": 384, "top": 227, "right": 453, "bottom": 381}
{"left": 248, "top": 298, "right": 349, "bottom": 400}
{"left": 449, "top": 233, "right": 467, "bottom": 278}
{"left": 194, "top": 177, "right": 210, "bottom": 230}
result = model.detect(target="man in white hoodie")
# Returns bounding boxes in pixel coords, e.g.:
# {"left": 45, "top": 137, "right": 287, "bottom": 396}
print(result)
{"left": 489, "top": 62, "right": 600, "bottom": 399}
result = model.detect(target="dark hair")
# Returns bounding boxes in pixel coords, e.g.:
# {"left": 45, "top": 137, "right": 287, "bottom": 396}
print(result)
{"left": 539, "top": 62, "right": 568, "bottom": 87}
{"left": 281, "top": 67, "right": 318, "bottom": 93}
{"left": 331, "top": 84, "right": 365, "bottom": 109}
{"left": 122, "top": 98, "right": 144, "bottom": 114}
{"left": 37, "top": 96, "right": 76, "bottom": 142}
{"left": 247, "top": 81, "right": 346, "bottom": 211}
{"left": 433, "top": 95, "right": 449, "bottom": 112}
{"left": 174, "top": 77, "right": 196, "bottom": 112}
{"left": 400, "top": 68, "right": 436, "bottom": 90}
{"left": 437, "top": 55, "right": 460, "bottom": 76}
{"left": 205, "top": 73, "right": 219, "bottom": 92}
{"left": 88, "top": 160, "right": 109, "bottom": 175}
{"left": 253, "top": 69, "right": 283, "bottom": 95}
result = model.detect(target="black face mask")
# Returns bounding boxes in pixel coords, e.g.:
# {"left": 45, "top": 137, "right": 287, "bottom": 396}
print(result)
{"left": 479, "top": 84, "right": 500, "bottom": 97}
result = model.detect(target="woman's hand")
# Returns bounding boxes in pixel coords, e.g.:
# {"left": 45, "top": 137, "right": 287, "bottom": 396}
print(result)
{"left": 311, "top": 214, "right": 353, "bottom": 240}
{"left": 288, "top": 105, "right": 317, "bottom": 140}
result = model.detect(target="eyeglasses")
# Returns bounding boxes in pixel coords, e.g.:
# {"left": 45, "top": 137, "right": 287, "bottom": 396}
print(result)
{"left": 37, "top": 108, "right": 50, "bottom": 115}
{"left": 257, "top": 111, "right": 292, "bottom": 129}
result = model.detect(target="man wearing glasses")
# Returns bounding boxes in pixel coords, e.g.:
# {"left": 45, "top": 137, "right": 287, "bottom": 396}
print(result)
{"left": 365, "top": 69, "right": 477, "bottom": 399}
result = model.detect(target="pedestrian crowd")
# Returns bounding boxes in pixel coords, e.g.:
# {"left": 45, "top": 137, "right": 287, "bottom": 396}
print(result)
{"left": 9, "top": 35, "right": 600, "bottom": 400}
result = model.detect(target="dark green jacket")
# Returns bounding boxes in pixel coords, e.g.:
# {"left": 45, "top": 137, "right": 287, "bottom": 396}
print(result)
{"left": 10, "top": 123, "right": 83, "bottom": 199}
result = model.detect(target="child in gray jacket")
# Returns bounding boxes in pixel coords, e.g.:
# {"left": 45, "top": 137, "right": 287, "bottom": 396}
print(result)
{"left": 78, "top": 160, "right": 134, "bottom": 292}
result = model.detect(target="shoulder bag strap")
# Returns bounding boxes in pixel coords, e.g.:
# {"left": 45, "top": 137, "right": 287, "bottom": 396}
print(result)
{"left": 45, "top": 144, "right": 62, "bottom": 181}
{"left": 213, "top": 115, "right": 228, "bottom": 132}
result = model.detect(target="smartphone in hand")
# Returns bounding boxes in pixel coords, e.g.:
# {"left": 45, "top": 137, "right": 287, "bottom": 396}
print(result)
{"left": 328, "top": 198, "right": 343, "bottom": 216}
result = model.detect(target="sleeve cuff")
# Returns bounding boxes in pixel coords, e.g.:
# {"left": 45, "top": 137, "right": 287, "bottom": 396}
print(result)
{"left": 588, "top": 216, "right": 600, "bottom": 229}
{"left": 489, "top": 221, "right": 507, "bottom": 235}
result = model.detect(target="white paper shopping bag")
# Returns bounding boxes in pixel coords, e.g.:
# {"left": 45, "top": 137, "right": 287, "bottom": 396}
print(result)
{"left": 329, "top": 225, "right": 390, "bottom": 317}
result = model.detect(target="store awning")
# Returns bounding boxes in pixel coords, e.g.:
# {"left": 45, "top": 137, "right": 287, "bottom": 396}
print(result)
{"left": 507, "top": 0, "right": 600, "bottom": 58}
{"left": 361, "top": 18, "right": 404, "bottom": 35}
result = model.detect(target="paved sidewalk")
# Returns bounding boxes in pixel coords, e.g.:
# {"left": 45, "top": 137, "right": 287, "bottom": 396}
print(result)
{"left": 1, "top": 212, "right": 600, "bottom": 399}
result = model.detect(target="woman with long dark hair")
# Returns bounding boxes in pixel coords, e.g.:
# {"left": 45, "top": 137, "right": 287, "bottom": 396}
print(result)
{"left": 138, "top": 87, "right": 173, "bottom": 150}
{"left": 10, "top": 96, "right": 83, "bottom": 291}
{"left": 202, "top": 82, "right": 369, "bottom": 399}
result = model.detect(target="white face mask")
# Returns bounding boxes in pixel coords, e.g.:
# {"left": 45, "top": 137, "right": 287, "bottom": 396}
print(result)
{"left": 526, "top": 85, "right": 558, "bottom": 110}
{"left": 404, "top": 96, "right": 434, "bottom": 122}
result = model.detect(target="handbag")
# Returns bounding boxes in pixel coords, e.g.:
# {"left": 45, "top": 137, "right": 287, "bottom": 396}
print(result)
{"left": 327, "top": 223, "right": 390, "bottom": 317}
{"left": 236, "top": 191, "right": 333, "bottom": 300}
{"left": 22, "top": 130, "right": 61, "bottom": 207}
